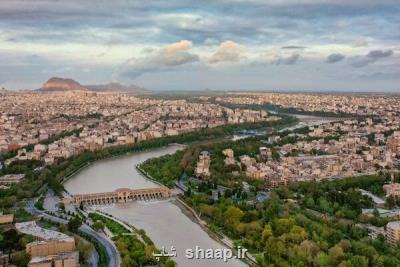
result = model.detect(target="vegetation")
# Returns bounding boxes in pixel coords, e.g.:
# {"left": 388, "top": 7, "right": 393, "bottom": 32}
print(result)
{"left": 79, "top": 231, "right": 107, "bottom": 267}
{"left": 0, "top": 113, "right": 294, "bottom": 207}
{"left": 89, "top": 213, "right": 130, "bottom": 235}
{"left": 0, "top": 229, "right": 33, "bottom": 267}
{"left": 184, "top": 178, "right": 400, "bottom": 267}
{"left": 77, "top": 240, "right": 95, "bottom": 265}
{"left": 89, "top": 212, "right": 175, "bottom": 267}
{"left": 214, "top": 100, "right": 358, "bottom": 118}
{"left": 140, "top": 116, "right": 399, "bottom": 266}
{"left": 34, "top": 195, "right": 45, "bottom": 210}
{"left": 0, "top": 114, "right": 293, "bottom": 267}
{"left": 92, "top": 220, "right": 105, "bottom": 232}
{"left": 114, "top": 234, "right": 175, "bottom": 267}
{"left": 294, "top": 174, "right": 390, "bottom": 219}
{"left": 68, "top": 216, "right": 82, "bottom": 233}
{"left": 141, "top": 124, "right": 329, "bottom": 189}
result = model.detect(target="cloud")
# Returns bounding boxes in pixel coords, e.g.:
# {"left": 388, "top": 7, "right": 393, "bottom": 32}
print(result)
{"left": 204, "top": 38, "right": 219, "bottom": 46}
{"left": 0, "top": 0, "right": 399, "bottom": 90}
{"left": 367, "top": 49, "right": 393, "bottom": 58}
{"left": 208, "top": 41, "right": 245, "bottom": 64}
{"left": 350, "top": 49, "right": 393, "bottom": 67}
{"left": 358, "top": 71, "right": 400, "bottom": 80}
{"left": 272, "top": 53, "right": 300, "bottom": 65}
{"left": 326, "top": 53, "right": 345, "bottom": 63}
{"left": 281, "top": 46, "right": 307, "bottom": 50}
{"left": 116, "top": 40, "right": 199, "bottom": 79}
{"left": 164, "top": 40, "right": 192, "bottom": 54}
{"left": 353, "top": 40, "right": 368, "bottom": 47}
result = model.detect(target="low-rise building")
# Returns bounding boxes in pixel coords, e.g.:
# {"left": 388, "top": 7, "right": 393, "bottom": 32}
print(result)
{"left": 383, "top": 183, "right": 400, "bottom": 198}
{"left": 15, "top": 221, "right": 78, "bottom": 267}
{"left": 0, "top": 174, "right": 25, "bottom": 186}
{"left": 0, "top": 213, "right": 13, "bottom": 225}
{"left": 28, "top": 252, "right": 79, "bottom": 267}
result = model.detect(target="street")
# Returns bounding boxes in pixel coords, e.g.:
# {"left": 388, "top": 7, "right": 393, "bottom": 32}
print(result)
{"left": 25, "top": 199, "right": 120, "bottom": 267}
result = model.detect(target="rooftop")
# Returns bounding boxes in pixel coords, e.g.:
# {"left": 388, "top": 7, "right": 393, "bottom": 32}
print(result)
{"left": 387, "top": 221, "right": 400, "bottom": 230}
{"left": 15, "top": 221, "right": 73, "bottom": 242}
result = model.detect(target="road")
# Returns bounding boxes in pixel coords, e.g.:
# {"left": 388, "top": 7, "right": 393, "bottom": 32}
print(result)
{"left": 87, "top": 249, "right": 99, "bottom": 267}
{"left": 25, "top": 199, "right": 120, "bottom": 267}
{"left": 359, "top": 189, "right": 385, "bottom": 205}
{"left": 80, "top": 224, "right": 120, "bottom": 267}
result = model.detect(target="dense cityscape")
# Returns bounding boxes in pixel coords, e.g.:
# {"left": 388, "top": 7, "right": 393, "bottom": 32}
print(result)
{"left": 1, "top": 1, "right": 400, "bottom": 267}
{"left": 1, "top": 84, "right": 400, "bottom": 267}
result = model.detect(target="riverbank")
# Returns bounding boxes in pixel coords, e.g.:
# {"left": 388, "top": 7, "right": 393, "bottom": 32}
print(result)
{"left": 139, "top": 159, "right": 256, "bottom": 266}
{"left": 139, "top": 161, "right": 256, "bottom": 266}
{"left": 62, "top": 143, "right": 185, "bottom": 187}
{"left": 174, "top": 197, "right": 258, "bottom": 266}
{"left": 137, "top": 160, "right": 182, "bottom": 188}
{"left": 58, "top": 113, "right": 294, "bottom": 190}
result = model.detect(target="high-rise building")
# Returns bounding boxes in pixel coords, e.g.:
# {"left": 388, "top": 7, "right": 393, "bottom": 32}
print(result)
{"left": 386, "top": 221, "right": 400, "bottom": 247}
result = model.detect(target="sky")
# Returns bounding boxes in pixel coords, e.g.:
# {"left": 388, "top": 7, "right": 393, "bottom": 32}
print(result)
{"left": 0, "top": 0, "right": 399, "bottom": 92}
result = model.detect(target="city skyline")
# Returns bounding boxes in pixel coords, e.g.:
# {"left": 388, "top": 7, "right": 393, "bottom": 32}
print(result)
{"left": 0, "top": 0, "right": 399, "bottom": 92}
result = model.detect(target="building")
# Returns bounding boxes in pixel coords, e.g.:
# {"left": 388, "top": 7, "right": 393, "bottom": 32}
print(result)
{"left": 386, "top": 221, "right": 400, "bottom": 247}
{"left": 383, "top": 183, "right": 400, "bottom": 198}
{"left": 28, "top": 252, "right": 79, "bottom": 267}
{"left": 354, "top": 223, "right": 386, "bottom": 240}
{"left": 0, "top": 174, "right": 25, "bottom": 186}
{"left": 195, "top": 151, "right": 211, "bottom": 178}
{"left": 222, "top": 148, "right": 234, "bottom": 158}
{"left": 15, "top": 221, "right": 78, "bottom": 267}
{"left": 222, "top": 148, "right": 236, "bottom": 166}
{"left": 0, "top": 213, "right": 13, "bottom": 225}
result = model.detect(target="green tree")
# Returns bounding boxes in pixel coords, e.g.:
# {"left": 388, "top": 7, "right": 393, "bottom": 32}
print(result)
{"left": 261, "top": 225, "right": 272, "bottom": 243}
{"left": 224, "top": 206, "right": 244, "bottom": 225}
{"left": 78, "top": 243, "right": 93, "bottom": 262}
{"left": 314, "top": 252, "right": 329, "bottom": 267}
{"left": 68, "top": 217, "right": 82, "bottom": 233}
{"left": 328, "top": 245, "right": 344, "bottom": 266}
{"left": 165, "top": 259, "right": 176, "bottom": 267}
{"left": 10, "top": 251, "right": 31, "bottom": 267}
{"left": 386, "top": 195, "right": 396, "bottom": 209}
{"left": 92, "top": 221, "right": 105, "bottom": 232}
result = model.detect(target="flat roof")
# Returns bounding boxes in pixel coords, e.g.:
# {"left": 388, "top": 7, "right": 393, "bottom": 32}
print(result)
{"left": 30, "top": 251, "right": 78, "bottom": 263}
{"left": 387, "top": 221, "right": 400, "bottom": 230}
{"left": 0, "top": 174, "right": 25, "bottom": 180}
{"left": 15, "top": 221, "right": 73, "bottom": 242}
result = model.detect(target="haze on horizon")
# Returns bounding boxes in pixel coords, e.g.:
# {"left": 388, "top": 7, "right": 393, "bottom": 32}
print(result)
{"left": 0, "top": 0, "right": 399, "bottom": 92}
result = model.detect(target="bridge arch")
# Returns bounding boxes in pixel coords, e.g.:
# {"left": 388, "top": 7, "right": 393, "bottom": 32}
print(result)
{"left": 69, "top": 187, "right": 173, "bottom": 206}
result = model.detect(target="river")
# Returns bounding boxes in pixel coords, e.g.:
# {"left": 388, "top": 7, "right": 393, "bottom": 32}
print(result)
{"left": 232, "top": 114, "right": 341, "bottom": 140}
{"left": 64, "top": 145, "right": 248, "bottom": 267}
{"left": 280, "top": 114, "right": 341, "bottom": 132}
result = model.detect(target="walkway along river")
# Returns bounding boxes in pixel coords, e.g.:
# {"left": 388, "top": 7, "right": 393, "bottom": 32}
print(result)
{"left": 64, "top": 144, "right": 248, "bottom": 267}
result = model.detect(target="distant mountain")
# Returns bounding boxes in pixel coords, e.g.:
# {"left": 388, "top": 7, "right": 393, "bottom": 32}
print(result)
{"left": 85, "top": 82, "right": 148, "bottom": 94}
{"left": 39, "top": 77, "right": 88, "bottom": 91}
{"left": 38, "top": 78, "right": 148, "bottom": 94}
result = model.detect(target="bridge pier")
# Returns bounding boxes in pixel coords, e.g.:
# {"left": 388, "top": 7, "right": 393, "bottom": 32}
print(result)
{"left": 65, "top": 187, "right": 174, "bottom": 206}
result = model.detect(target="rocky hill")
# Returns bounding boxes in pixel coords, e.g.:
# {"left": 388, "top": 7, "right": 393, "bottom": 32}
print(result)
{"left": 39, "top": 78, "right": 148, "bottom": 94}
{"left": 39, "top": 77, "right": 88, "bottom": 91}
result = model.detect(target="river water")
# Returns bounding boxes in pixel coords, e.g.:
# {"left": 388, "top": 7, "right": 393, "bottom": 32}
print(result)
{"left": 64, "top": 145, "right": 247, "bottom": 267}
{"left": 232, "top": 114, "right": 340, "bottom": 140}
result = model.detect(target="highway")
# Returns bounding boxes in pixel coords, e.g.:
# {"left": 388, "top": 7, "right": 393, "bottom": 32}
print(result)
{"left": 25, "top": 199, "right": 120, "bottom": 267}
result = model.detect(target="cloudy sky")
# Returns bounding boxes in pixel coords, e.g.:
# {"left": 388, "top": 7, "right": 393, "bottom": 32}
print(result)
{"left": 0, "top": 0, "right": 399, "bottom": 92}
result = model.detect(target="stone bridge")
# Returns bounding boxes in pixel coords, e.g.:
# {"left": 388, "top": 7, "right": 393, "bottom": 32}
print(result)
{"left": 64, "top": 187, "right": 173, "bottom": 206}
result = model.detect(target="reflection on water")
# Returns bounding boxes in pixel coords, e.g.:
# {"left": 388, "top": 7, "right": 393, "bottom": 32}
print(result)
{"left": 64, "top": 145, "right": 182, "bottom": 194}
{"left": 101, "top": 200, "right": 247, "bottom": 267}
